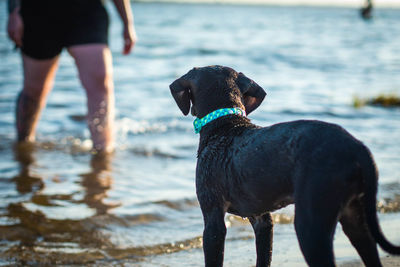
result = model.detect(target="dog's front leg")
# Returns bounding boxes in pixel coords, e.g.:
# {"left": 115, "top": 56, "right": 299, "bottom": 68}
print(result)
{"left": 249, "top": 213, "right": 273, "bottom": 267}
{"left": 200, "top": 202, "right": 227, "bottom": 267}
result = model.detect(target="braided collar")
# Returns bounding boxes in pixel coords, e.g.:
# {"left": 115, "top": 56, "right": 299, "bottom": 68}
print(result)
{"left": 193, "top": 107, "right": 246, "bottom": 134}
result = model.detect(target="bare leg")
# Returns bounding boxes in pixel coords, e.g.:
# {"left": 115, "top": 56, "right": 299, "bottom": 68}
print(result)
{"left": 68, "top": 44, "right": 115, "bottom": 153}
{"left": 249, "top": 213, "right": 273, "bottom": 267}
{"left": 17, "top": 54, "right": 59, "bottom": 142}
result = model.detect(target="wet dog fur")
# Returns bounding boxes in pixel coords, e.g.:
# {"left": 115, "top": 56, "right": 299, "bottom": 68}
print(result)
{"left": 170, "top": 65, "right": 400, "bottom": 267}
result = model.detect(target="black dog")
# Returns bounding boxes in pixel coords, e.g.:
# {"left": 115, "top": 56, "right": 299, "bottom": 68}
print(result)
{"left": 170, "top": 66, "right": 400, "bottom": 267}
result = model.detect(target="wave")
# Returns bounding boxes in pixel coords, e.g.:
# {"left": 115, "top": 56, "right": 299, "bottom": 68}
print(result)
{"left": 378, "top": 195, "right": 400, "bottom": 213}
{"left": 0, "top": 235, "right": 204, "bottom": 265}
{"left": 130, "top": 147, "right": 183, "bottom": 159}
{"left": 151, "top": 198, "right": 199, "bottom": 210}
{"left": 278, "top": 109, "right": 375, "bottom": 119}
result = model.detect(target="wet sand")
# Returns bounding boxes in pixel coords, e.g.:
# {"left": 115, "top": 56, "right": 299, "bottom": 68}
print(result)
{"left": 341, "top": 256, "right": 400, "bottom": 267}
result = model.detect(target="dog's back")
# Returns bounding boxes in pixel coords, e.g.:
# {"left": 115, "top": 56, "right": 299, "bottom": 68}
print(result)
{"left": 198, "top": 118, "right": 366, "bottom": 216}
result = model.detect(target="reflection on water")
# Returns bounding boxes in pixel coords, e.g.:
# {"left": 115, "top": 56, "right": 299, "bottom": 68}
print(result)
{"left": 0, "top": 143, "right": 296, "bottom": 265}
{"left": 1, "top": 146, "right": 115, "bottom": 264}
{"left": 80, "top": 154, "right": 118, "bottom": 215}
{"left": 12, "top": 143, "right": 44, "bottom": 194}
{"left": 0, "top": 144, "right": 203, "bottom": 265}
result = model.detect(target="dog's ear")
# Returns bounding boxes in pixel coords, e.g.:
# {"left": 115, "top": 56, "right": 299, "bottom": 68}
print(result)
{"left": 236, "top": 73, "right": 266, "bottom": 114}
{"left": 169, "top": 77, "right": 191, "bottom": 116}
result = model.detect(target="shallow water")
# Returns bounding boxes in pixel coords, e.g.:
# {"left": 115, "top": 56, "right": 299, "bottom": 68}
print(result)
{"left": 1, "top": 1, "right": 400, "bottom": 266}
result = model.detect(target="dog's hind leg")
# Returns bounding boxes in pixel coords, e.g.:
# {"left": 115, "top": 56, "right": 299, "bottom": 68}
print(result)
{"left": 249, "top": 213, "right": 273, "bottom": 267}
{"left": 294, "top": 210, "right": 337, "bottom": 266}
{"left": 294, "top": 187, "right": 340, "bottom": 267}
{"left": 340, "top": 198, "right": 382, "bottom": 267}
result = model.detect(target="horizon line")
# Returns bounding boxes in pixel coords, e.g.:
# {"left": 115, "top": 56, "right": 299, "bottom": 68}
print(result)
{"left": 132, "top": 0, "right": 400, "bottom": 8}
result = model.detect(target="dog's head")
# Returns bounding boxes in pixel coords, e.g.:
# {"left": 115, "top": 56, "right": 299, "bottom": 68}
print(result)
{"left": 169, "top": 65, "right": 266, "bottom": 118}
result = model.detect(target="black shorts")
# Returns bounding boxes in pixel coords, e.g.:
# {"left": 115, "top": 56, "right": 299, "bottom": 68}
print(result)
{"left": 20, "top": 0, "right": 109, "bottom": 60}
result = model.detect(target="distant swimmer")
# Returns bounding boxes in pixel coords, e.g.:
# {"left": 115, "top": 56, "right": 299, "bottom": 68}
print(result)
{"left": 361, "top": 0, "right": 373, "bottom": 19}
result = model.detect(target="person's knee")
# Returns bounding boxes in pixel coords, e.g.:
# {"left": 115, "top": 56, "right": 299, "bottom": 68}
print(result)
{"left": 22, "top": 82, "right": 52, "bottom": 101}
{"left": 82, "top": 67, "right": 114, "bottom": 95}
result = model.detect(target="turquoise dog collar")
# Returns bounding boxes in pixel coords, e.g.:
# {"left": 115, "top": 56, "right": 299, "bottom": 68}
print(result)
{"left": 193, "top": 107, "right": 246, "bottom": 134}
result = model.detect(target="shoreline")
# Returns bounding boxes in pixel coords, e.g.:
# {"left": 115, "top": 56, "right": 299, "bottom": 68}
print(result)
{"left": 133, "top": 0, "right": 400, "bottom": 8}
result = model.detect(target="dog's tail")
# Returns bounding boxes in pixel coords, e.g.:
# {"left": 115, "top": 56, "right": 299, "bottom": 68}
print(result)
{"left": 360, "top": 145, "right": 400, "bottom": 254}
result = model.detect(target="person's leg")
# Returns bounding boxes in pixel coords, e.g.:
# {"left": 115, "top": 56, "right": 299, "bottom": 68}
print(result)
{"left": 17, "top": 54, "right": 60, "bottom": 142}
{"left": 67, "top": 44, "right": 115, "bottom": 153}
